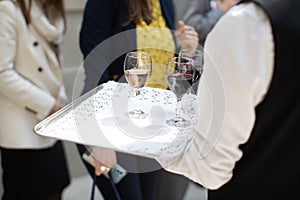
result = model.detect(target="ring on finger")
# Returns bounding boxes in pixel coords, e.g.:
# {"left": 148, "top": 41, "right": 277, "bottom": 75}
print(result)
{"left": 100, "top": 166, "right": 110, "bottom": 172}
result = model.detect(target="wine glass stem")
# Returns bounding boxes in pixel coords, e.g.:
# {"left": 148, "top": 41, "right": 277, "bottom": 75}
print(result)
{"left": 187, "top": 87, "right": 192, "bottom": 95}
{"left": 135, "top": 88, "right": 141, "bottom": 96}
{"left": 175, "top": 97, "right": 182, "bottom": 119}
{"left": 132, "top": 88, "right": 141, "bottom": 111}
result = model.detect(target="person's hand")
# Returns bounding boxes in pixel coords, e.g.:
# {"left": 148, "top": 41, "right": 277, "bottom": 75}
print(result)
{"left": 48, "top": 97, "right": 67, "bottom": 116}
{"left": 91, "top": 147, "right": 117, "bottom": 176}
{"left": 216, "top": 0, "right": 238, "bottom": 13}
{"left": 176, "top": 21, "right": 199, "bottom": 51}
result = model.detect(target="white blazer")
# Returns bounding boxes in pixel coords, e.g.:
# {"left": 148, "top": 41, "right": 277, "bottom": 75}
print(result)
{"left": 0, "top": 1, "right": 67, "bottom": 148}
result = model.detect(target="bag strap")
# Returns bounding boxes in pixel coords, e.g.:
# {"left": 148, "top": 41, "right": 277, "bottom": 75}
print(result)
{"left": 108, "top": 171, "right": 122, "bottom": 200}
{"left": 90, "top": 172, "right": 122, "bottom": 200}
{"left": 90, "top": 173, "right": 97, "bottom": 200}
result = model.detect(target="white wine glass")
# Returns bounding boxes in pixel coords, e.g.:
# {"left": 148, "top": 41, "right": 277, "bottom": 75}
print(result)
{"left": 166, "top": 57, "right": 194, "bottom": 127}
{"left": 124, "top": 51, "right": 152, "bottom": 118}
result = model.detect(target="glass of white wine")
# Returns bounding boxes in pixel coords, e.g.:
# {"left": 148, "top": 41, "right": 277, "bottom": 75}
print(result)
{"left": 124, "top": 51, "right": 152, "bottom": 118}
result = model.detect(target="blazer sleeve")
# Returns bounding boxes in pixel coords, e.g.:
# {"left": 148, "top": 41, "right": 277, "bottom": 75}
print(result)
{"left": 80, "top": 0, "right": 118, "bottom": 93}
{"left": 80, "top": 0, "right": 118, "bottom": 58}
{"left": 0, "top": 3, "right": 55, "bottom": 120}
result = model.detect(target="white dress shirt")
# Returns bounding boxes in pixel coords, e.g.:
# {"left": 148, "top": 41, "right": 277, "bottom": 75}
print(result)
{"left": 159, "top": 2, "right": 274, "bottom": 189}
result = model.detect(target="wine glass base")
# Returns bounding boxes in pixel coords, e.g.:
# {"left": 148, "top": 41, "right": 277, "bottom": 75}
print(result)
{"left": 181, "top": 106, "right": 196, "bottom": 115}
{"left": 166, "top": 117, "right": 190, "bottom": 127}
{"left": 129, "top": 110, "right": 149, "bottom": 119}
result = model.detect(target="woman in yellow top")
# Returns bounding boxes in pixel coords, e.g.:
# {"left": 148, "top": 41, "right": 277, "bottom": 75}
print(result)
{"left": 136, "top": 0, "right": 176, "bottom": 89}
{"left": 79, "top": 0, "right": 199, "bottom": 199}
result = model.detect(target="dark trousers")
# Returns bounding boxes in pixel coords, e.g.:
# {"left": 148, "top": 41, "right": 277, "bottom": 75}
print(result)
{"left": 156, "top": 170, "right": 189, "bottom": 200}
{"left": 77, "top": 144, "right": 161, "bottom": 200}
{"left": 1, "top": 142, "right": 70, "bottom": 200}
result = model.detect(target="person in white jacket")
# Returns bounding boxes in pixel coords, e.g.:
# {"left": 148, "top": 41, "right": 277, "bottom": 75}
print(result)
{"left": 0, "top": 0, "right": 70, "bottom": 199}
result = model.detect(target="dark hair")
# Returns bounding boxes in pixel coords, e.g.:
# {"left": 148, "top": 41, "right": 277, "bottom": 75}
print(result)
{"left": 125, "top": 0, "right": 153, "bottom": 25}
{"left": 15, "top": 0, "right": 66, "bottom": 31}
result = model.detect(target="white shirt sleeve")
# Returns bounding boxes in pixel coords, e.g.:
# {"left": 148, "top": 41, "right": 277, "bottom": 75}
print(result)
{"left": 158, "top": 3, "right": 274, "bottom": 189}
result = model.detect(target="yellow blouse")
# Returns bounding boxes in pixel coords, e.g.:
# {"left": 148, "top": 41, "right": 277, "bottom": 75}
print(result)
{"left": 136, "top": 0, "right": 175, "bottom": 89}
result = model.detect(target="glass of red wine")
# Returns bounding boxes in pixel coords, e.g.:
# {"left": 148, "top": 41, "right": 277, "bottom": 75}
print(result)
{"left": 166, "top": 57, "right": 194, "bottom": 127}
{"left": 179, "top": 49, "right": 203, "bottom": 114}
{"left": 179, "top": 49, "right": 203, "bottom": 84}
{"left": 124, "top": 51, "right": 152, "bottom": 118}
